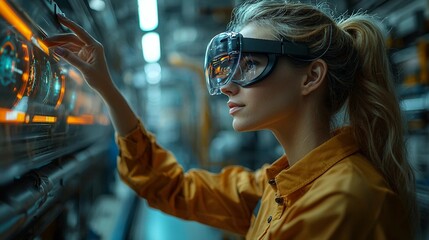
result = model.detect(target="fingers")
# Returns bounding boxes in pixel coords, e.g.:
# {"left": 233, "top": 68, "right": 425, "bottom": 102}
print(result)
{"left": 53, "top": 47, "right": 89, "bottom": 73}
{"left": 61, "top": 42, "right": 84, "bottom": 53}
{"left": 56, "top": 14, "right": 98, "bottom": 46}
{"left": 43, "top": 33, "right": 85, "bottom": 47}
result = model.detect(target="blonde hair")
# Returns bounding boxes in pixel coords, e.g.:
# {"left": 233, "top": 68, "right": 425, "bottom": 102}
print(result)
{"left": 229, "top": 0, "right": 417, "bottom": 234}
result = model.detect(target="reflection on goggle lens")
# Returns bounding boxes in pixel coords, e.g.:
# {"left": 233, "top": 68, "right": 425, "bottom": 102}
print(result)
{"left": 208, "top": 53, "right": 240, "bottom": 90}
{"left": 208, "top": 53, "right": 269, "bottom": 87}
{"left": 213, "top": 55, "right": 235, "bottom": 79}
{"left": 204, "top": 32, "right": 275, "bottom": 95}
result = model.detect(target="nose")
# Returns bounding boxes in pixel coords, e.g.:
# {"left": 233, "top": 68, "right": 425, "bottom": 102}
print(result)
{"left": 220, "top": 81, "right": 239, "bottom": 96}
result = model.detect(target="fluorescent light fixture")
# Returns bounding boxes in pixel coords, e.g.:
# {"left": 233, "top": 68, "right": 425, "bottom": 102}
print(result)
{"left": 138, "top": 0, "right": 159, "bottom": 31}
{"left": 401, "top": 96, "right": 428, "bottom": 112}
{"left": 89, "top": 0, "right": 106, "bottom": 11}
{"left": 142, "top": 32, "right": 161, "bottom": 63}
{"left": 145, "top": 63, "right": 161, "bottom": 84}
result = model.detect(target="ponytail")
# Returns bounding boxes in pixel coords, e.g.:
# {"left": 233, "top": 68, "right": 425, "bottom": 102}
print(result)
{"left": 339, "top": 15, "right": 418, "bottom": 233}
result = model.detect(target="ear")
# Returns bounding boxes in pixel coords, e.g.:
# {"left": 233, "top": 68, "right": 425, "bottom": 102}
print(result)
{"left": 301, "top": 59, "right": 328, "bottom": 96}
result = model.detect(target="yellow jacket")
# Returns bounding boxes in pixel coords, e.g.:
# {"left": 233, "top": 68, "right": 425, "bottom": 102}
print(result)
{"left": 116, "top": 121, "right": 411, "bottom": 239}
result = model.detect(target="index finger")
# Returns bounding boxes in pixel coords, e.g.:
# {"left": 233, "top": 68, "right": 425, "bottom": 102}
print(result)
{"left": 44, "top": 33, "right": 85, "bottom": 47}
{"left": 56, "top": 14, "right": 98, "bottom": 46}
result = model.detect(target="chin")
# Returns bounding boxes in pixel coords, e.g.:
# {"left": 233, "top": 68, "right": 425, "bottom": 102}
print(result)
{"left": 232, "top": 119, "right": 258, "bottom": 132}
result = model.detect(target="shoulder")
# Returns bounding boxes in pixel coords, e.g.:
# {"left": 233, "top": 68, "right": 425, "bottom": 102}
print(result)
{"left": 310, "top": 152, "right": 396, "bottom": 214}
{"left": 322, "top": 153, "right": 390, "bottom": 193}
{"left": 284, "top": 153, "right": 408, "bottom": 239}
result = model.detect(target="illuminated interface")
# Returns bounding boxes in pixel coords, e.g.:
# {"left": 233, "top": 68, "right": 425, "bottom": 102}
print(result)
{"left": 0, "top": 1, "right": 109, "bottom": 126}
{"left": 0, "top": 0, "right": 112, "bottom": 188}
{"left": 0, "top": 29, "right": 29, "bottom": 108}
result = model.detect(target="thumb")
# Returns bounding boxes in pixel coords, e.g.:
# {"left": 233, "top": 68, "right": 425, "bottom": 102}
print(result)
{"left": 53, "top": 47, "right": 88, "bottom": 71}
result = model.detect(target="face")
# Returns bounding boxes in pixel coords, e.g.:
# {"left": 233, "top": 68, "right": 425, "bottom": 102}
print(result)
{"left": 221, "top": 23, "right": 307, "bottom": 132}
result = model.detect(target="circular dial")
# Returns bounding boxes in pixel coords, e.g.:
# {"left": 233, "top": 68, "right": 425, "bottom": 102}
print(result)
{"left": 0, "top": 29, "right": 30, "bottom": 108}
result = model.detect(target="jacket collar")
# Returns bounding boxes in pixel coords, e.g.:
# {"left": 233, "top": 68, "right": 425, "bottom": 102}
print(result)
{"left": 266, "top": 127, "right": 360, "bottom": 196}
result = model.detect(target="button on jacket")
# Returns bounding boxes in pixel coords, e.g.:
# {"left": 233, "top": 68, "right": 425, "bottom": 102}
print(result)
{"left": 116, "top": 121, "right": 411, "bottom": 239}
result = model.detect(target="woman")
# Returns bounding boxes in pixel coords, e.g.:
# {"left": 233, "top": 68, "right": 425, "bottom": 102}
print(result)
{"left": 45, "top": 1, "right": 418, "bottom": 239}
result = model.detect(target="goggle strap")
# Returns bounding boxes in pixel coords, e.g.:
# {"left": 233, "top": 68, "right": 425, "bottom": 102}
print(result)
{"left": 241, "top": 38, "right": 310, "bottom": 57}
{"left": 281, "top": 41, "right": 311, "bottom": 57}
{"left": 240, "top": 25, "right": 333, "bottom": 61}
{"left": 241, "top": 38, "right": 280, "bottom": 53}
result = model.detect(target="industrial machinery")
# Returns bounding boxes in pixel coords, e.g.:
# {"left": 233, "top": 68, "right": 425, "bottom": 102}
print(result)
{"left": 0, "top": 0, "right": 114, "bottom": 239}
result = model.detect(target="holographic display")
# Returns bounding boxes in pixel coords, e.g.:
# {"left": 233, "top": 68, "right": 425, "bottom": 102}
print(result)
{"left": 0, "top": 0, "right": 110, "bottom": 185}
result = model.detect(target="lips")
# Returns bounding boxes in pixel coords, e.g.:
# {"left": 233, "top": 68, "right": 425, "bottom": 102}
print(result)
{"left": 227, "top": 101, "right": 245, "bottom": 115}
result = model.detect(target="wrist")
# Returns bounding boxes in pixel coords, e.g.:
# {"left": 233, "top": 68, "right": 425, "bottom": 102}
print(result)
{"left": 93, "top": 77, "right": 116, "bottom": 95}
{"left": 96, "top": 82, "right": 120, "bottom": 103}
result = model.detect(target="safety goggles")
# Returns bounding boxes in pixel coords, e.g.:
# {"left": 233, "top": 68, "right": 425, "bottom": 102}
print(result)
{"left": 204, "top": 31, "right": 313, "bottom": 95}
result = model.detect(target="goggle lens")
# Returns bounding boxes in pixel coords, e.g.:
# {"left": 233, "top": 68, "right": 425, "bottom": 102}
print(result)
{"left": 206, "top": 54, "right": 240, "bottom": 95}
{"left": 232, "top": 53, "right": 269, "bottom": 84}
{"left": 204, "top": 32, "right": 241, "bottom": 95}
{"left": 204, "top": 29, "right": 320, "bottom": 95}
{"left": 204, "top": 33, "right": 272, "bottom": 95}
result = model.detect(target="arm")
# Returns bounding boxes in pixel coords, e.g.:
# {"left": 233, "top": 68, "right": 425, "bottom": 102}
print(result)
{"left": 44, "top": 15, "right": 264, "bottom": 235}
{"left": 99, "top": 85, "right": 139, "bottom": 136}
{"left": 117, "top": 121, "right": 265, "bottom": 235}
{"left": 44, "top": 14, "right": 137, "bottom": 135}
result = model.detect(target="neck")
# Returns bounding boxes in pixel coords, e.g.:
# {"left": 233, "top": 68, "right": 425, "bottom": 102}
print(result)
{"left": 272, "top": 108, "right": 331, "bottom": 166}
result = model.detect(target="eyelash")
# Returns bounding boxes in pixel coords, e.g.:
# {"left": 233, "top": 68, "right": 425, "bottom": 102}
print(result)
{"left": 242, "top": 58, "right": 258, "bottom": 70}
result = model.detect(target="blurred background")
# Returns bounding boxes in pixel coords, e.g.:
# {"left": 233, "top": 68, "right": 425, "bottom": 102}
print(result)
{"left": 0, "top": 0, "right": 428, "bottom": 239}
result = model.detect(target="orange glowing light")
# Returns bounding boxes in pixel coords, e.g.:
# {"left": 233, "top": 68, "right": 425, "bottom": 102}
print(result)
{"left": 215, "top": 66, "right": 221, "bottom": 74}
{"left": 21, "top": 72, "right": 29, "bottom": 82}
{"left": 67, "top": 115, "right": 94, "bottom": 125}
{"left": 0, "top": 1, "right": 32, "bottom": 41}
{"left": 220, "top": 56, "right": 229, "bottom": 62}
{"left": 36, "top": 38, "right": 49, "bottom": 55}
{"left": 55, "top": 75, "right": 66, "bottom": 109}
{"left": 21, "top": 43, "right": 29, "bottom": 61}
{"left": 3, "top": 41, "right": 15, "bottom": 52}
{"left": 16, "top": 43, "right": 30, "bottom": 102}
{"left": 0, "top": 108, "right": 26, "bottom": 123}
{"left": 32, "top": 115, "right": 57, "bottom": 123}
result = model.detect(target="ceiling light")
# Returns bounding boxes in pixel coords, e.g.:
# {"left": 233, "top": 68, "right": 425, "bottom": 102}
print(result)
{"left": 138, "top": 0, "right": 158, "bottom": 31}
{"left": 141, "top": 32, "right": 161, "bottom": 63}
{"left": 89, "top": 0, "right": 106, "bottom": 11}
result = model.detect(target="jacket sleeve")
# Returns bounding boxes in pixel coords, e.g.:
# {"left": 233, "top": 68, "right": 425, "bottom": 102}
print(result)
{"left": 116, "top": 120, "right": 265, "bottom": 235}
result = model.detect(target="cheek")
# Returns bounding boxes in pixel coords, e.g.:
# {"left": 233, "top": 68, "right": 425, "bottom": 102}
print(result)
{"left": 233, "top": 65, "right": 305, "bottom": 130}
{"left": 257, "top": 71, "right": 303, "bottom": 114}
{"left": 246, "top": 75, "right": 301, "bottom": 119}
{"left": 262, "top": 71, "right": 302, "bottom": 104}
{"left": 265, "top": 86, "right": 300, "bottom": 116}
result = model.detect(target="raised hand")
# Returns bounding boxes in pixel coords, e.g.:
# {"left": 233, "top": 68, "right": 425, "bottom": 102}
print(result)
{"left": 44, "top": 14, "right": 139, "bottom": 135}
{"left": 43, "top": 14, "right": 113, "bottom": 94}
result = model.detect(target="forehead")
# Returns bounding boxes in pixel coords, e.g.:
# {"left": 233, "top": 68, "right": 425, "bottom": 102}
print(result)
{"left": 239, "top": 23, "right": 277, "bottom": 40}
